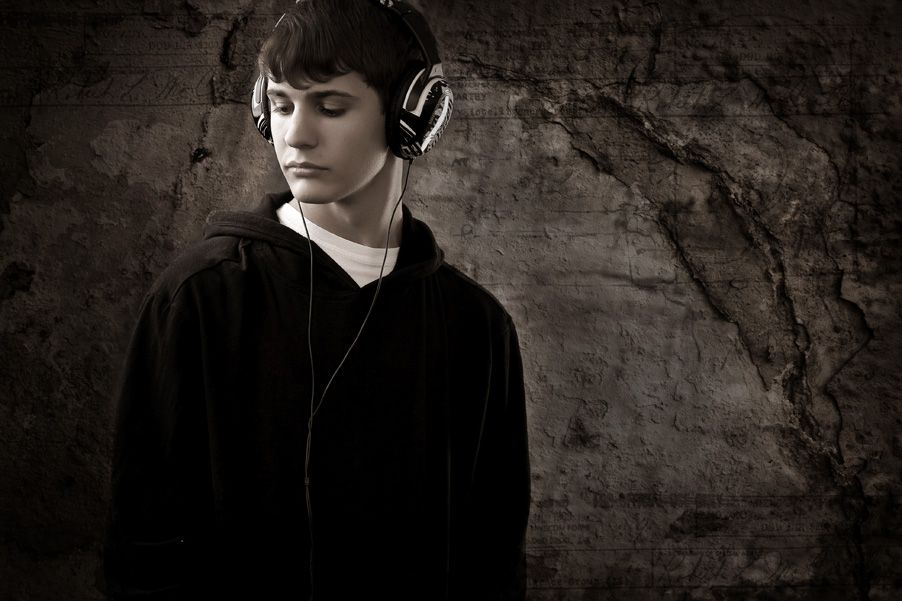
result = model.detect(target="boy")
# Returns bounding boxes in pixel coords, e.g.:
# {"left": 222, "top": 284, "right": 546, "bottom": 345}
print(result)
{"left": 104, "top": 1, "right": 531, "bottom": 599}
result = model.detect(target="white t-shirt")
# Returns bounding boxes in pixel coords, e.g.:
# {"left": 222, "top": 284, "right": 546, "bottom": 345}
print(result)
{"left": 275, "top": 200, "right": 401, "bottom": 288}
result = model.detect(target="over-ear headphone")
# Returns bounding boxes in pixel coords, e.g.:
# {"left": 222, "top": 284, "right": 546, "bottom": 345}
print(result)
{"left": 250, "top": 0, "right": 454, "bottom": 159}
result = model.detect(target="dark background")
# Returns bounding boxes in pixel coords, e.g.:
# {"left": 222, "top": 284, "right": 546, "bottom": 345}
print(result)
{"left": 1, "top": 0, "right": 900, "bottom": 599}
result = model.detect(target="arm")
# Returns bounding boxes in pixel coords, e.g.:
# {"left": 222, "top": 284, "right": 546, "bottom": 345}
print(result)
{"left": 495, "top": 317, "right": 531, "bottom": 599}
{"left": 103, "top": 288, "right": 212, "bottom": 600}
{"left": 465, "top": 315, "right": 532, "bottom": 600}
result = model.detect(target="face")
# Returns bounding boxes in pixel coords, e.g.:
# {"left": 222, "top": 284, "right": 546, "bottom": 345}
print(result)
{"left": 267, "top": 71, "right": 391, "bottom": 204}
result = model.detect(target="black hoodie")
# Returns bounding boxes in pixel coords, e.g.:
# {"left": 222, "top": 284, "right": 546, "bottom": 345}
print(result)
{"left": 104, "top": 191, "right": 531, "bottom": 600}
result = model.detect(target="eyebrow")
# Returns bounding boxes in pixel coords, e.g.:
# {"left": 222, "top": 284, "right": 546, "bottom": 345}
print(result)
{"left": 266, "top": 88, "right": 356, "bottom": 100}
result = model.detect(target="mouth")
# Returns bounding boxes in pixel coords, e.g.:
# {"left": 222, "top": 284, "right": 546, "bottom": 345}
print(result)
{"left": 286, "top": 161, "right": 328, "bottom": 170}
{"left": 286, "top": 162, "right": 329, "bottom": 178}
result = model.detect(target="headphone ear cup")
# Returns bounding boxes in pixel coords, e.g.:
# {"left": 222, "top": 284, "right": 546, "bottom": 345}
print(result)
{"left": 387, "top": 63, "right": 454, "bottom": 160}
{"left": 386, "top": 64, "right": 425, "bottom": 159}
{"left": 417, "top": 76, "right": 453, "bottom": 155}
{"left": 251, "top": 74, "right": 274, "bottom": 145}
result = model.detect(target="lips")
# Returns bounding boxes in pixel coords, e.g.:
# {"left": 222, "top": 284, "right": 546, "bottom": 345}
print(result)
{"left": 286, "top": 161, "right": 328, "bottom": 170}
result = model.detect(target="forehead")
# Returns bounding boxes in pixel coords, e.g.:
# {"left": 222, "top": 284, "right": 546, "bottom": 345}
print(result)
{"left": 266, "top": 71, "right": 367, "bottom": 98}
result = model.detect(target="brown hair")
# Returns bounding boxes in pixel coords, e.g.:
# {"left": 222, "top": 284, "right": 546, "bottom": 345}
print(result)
{"left": 256, "top": 0, "right": 424, "bottom": 114}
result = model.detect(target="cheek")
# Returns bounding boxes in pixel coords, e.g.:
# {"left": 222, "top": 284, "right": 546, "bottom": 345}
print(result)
{"left": 271, "top": 134, "right": 288, "bottom": 161}
{"left": 345, "top": 109, "right": 387, "bottom": 149}
{"left": 331, "top": 119, "right": 388, "bottom": 167}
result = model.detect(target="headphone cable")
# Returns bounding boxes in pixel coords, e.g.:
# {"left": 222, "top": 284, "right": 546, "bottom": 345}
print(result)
{"left": 298, "top": 158, "right": 413, "bottom": 599}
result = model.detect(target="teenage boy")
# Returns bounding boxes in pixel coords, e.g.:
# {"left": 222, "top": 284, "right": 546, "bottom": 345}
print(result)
{"left": 104, "top": 1, "right": 531, "bottom": 599}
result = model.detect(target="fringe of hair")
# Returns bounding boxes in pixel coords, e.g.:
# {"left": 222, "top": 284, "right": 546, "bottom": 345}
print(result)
{"left": 256, "top": 0, "right": 423, "bottom": 113}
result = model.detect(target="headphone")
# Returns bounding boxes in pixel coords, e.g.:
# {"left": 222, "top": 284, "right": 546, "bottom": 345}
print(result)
{"left": 250, "top": 2, "right": 451, "bottom": 598}
{"left": 250, "top": 0, "right": 454, "bottom": 159}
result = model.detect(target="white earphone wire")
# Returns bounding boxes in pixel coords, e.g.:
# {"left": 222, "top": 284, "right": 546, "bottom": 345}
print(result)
{"left": 299, "top": 158, "right": 414, "bottom": 599}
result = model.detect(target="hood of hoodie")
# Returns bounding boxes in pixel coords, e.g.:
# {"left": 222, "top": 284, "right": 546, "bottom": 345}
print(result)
{"left": 202, "top": 190, "right": 445, "bottom": 293}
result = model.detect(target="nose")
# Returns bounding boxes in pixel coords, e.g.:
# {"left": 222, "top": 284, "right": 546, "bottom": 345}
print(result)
{"left": 282, "top": 104, "right": 318, "bottom": 149}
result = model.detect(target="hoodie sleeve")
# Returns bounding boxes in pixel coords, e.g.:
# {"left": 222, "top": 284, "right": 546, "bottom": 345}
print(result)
{"left": 465, "top": 314, "right": 532, "bottom": 600}
{"left": 104, "top": 285, "right": 213, "bottom": 600}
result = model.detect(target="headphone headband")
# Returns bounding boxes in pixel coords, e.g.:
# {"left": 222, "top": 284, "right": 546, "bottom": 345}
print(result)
{"left": 372, "top": 0, "right": 442, "bottom": 74}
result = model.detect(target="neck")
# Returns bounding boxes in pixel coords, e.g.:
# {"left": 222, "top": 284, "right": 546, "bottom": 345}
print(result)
{"left": 297, "top": 157, "right": 406, "bottom": 248}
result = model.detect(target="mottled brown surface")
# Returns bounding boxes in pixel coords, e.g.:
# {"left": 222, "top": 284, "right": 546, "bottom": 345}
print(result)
{"left": 1, "top": 1, "right": 900, "bottom": 599}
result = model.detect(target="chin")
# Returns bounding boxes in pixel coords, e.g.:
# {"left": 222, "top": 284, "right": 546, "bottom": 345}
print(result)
{"left": 288, "top": 182, "right": 340, "bottom": 205}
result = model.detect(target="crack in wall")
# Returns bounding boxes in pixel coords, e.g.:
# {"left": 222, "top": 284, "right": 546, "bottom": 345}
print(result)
{"left": 737, "top": 69, "right": 877, "bottom": 601}
{"left": 550, "top": 74, "right": 878, "bottom": 599}
{"left": 220, "top": 12, "right": 251, "bottom": 70}
{"left": 599, "top": 89, "right": 840, "bottom": 451}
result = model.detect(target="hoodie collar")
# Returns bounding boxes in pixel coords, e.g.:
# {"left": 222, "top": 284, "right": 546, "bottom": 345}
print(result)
{"left": 203, "top": 190, "right": 445, "bottom": 290}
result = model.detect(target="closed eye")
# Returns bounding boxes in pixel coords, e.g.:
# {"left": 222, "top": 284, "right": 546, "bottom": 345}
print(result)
{"left": 271, "top": 104, "right": 344, "bottom": 117}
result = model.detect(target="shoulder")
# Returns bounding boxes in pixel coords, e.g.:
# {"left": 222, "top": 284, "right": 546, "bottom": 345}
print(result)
{"left": 434, "top": 261, "right": 514, "bottom": 334}
{"left": 145, "top": 235, "right": 245, "bottom": 309}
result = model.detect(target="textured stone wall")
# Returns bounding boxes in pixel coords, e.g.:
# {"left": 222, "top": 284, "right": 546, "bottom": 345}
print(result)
{"left": 1, "top": 1, "right": 900, "bottom": 599}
